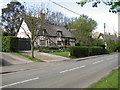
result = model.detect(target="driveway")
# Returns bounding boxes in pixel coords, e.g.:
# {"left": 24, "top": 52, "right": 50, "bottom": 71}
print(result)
{"left": 0, "top": 52, "right": 33, "bottom": 66}
{"left": 19, "top": 50, "right": 70, "bottom": 62}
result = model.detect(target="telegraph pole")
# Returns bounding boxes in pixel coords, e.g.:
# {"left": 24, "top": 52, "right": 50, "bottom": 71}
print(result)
{"left": 104, "top": 23, "right": 106, "bottom": 39}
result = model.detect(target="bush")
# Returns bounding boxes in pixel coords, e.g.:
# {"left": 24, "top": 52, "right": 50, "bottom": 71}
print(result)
{"left": 39, "top": 46, "right": 47, "bottom": 52}
{"left": 69, "top": 46, "right": 108, "bottom": 58}
{"left": 1, "top": 36, "right": 18, "bottom": 52}
{"left": 92, "top": 39, "right": 105, "bottom": 46}
{"left": 47, "top": 46, "right": 60, "bottom": 50}
{"left": 69, "top": 46, "right": 89, "bottom": 57}
{"left": 39, "top": 46, "right": 63, "bottom": 52}
{"left": 89, "top": 46, "right": 103, "bottom": 55}
{"left": 105, "top": 39, "right": 120, "bottom": 52}
{"left": 42, "top": 50, "right": 50, "bottom": 53}
{"left": 2, "top": 32, "right": 9, "bottom": 36}
{"left": 39, "top": 46, "right": 70, "bottom": 53}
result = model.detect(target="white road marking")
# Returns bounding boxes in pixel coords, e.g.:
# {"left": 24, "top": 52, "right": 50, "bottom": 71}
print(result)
{"left": 92, "top": 60, "right": 104, "bottom": 64}
{"left": 0, "top": 77, "right": 39, "bottom": 88}
{"left": 60, "top": 65, "right": 86, "bottom": 74}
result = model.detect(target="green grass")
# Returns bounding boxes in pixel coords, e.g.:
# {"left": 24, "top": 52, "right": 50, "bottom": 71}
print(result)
{"left": 89, "top": 68, "right": 119, "bottom": 88}
{"left": 50, "top": 51, "right": 70, "bottom": 57}
{"left": 13, "top": 52, "right": 44, "bottom": 62}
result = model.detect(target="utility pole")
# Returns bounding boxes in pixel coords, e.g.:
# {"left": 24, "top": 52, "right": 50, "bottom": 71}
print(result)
{"left": 104, "top": 23, "right": 106, "bottom": 39}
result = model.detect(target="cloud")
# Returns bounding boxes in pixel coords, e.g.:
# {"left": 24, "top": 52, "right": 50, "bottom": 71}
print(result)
{"left": 0, "top": 2, "right": 7, "bottom": 16}
{"left": 0, "top": 2, "right": 7, "bottom": 8}
{"left": 0, "top": 0, "right": 3, "bottom": 2}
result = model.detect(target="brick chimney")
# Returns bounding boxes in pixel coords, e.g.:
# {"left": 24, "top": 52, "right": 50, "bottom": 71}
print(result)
{"left": 68, "top": 26, "right": 70, "bottom": 31}
{"left": 40, "top": 13, "right": 45, "bottom": 20}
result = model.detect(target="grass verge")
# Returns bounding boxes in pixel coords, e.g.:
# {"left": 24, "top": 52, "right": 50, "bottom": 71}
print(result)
{"left": 13, "top": 52, "right": 44, "bottom": 62}
{"left": 50, "top": 51, "right": 70, "bottom": 57}
{"left": 89, "top": 68, "right": 119, "bottom": 88}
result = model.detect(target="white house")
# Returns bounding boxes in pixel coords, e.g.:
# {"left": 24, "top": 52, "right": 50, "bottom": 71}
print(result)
{"left": 17, "top": 20, "right": 76, "bottom": 47}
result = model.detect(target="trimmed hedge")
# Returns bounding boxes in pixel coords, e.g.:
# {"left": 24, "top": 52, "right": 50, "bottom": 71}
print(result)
{"left": 0, "top": 36, "right": 18, "bottom": 52}
{"left": 89, "top": 46, "right": 101, "bottom": 55}
{"left": 69, "top": 46, "right": 108, "bottom": 58}
{"left": 69, "top": 46, "right": 88, "bottom": 57}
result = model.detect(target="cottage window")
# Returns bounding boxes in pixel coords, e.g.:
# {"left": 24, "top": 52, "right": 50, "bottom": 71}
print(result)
{"left": 40, "top": 40, "right": 46, "bottom": 45}
{"left": 57, "top": 41, "right": 61, "bottom": 45}
{"left": 57, "top": 31, "right": 62, "bottom": 37}
{"left": 65, "top": 39, "right": 70, "bottom": 46}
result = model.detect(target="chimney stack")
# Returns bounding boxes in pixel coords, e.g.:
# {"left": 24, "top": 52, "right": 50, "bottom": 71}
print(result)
{"left": 40, "top": 13, "right": 45, "bottom": 20}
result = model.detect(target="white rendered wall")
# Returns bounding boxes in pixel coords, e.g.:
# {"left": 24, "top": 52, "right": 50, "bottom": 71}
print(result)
{"left": 17, "top": 20, "right": 31, "bottom": 38}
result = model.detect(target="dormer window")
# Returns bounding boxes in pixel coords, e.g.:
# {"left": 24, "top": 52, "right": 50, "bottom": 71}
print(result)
{"left": 57, "top": 31, "right": 62, "bottom": 37}
{"left": 42, "top": 29, "right": 46, "bottom": 36}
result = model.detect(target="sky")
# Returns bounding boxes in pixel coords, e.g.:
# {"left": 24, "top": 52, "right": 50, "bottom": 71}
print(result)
{"left": 0, "top": 0, "right": 118, "bottom": 34}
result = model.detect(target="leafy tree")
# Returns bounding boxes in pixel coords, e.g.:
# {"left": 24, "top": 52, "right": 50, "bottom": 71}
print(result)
{"left": 2, "top": 32, "right": 9, "bottom": 36}
{"left": 2, "top": 1, "right": 24, "bottom": 36}
{"left": 92, "top": 38, "right": 105, "bottom": 46}
{"left": 69, "top": 14, "right": 97, "bottom": 46}
{"left": 0, "top": 21, "right": 3, "bottom": 36}
{"left": 115, "top": 40, "right": 120, "bottom": 51}
{"left": 105, "top": 39, "right": 116, "bottom": 52}
{"left": 0, "top": 27, "right": 3, "bottom": 36}
{"left": 76, "top": 0, "right": 120, "bottom": 13}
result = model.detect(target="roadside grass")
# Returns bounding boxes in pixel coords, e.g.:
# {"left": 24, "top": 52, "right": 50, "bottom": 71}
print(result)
{"left": 50, "top": 51, "right": 70, "bottom": 57}
{"left": 13, "top": 52, "right": 44, "bottom": 62}
{"left": 89, "top": 68, "right": 119, "bottom": 88}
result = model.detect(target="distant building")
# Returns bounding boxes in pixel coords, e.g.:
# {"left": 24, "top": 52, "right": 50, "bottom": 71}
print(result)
{"left": 92, "top": 32, "right": 118, "bottom": 48}
{"left": 92, "top": 32, "right": 118, "bottom": 41}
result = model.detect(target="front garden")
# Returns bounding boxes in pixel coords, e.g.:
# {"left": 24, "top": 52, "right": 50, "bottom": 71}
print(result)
{"left": 38, "top": 45, "right": 109, "bottom": 58}
{"left": 38, "top": 46, "right": 70, "bottom": 57}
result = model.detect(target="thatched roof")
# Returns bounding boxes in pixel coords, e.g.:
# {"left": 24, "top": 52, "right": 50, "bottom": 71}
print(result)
{"left": 43, "top": 23, "right": 75, "bottom": 38}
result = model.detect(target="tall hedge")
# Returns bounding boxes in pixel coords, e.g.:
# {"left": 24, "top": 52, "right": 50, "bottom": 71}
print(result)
{"left": 69, "top": 46, "right": 89, "bottom": 57}
{"left": 69, "top": 46, "right": 108, "bottom": 58}
{"left": 0, "top": 36, "right": 18, "bottom": 52}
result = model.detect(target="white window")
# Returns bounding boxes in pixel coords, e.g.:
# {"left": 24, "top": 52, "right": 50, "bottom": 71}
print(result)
{"left": 57, "top": 41, "right": 61, "bottom": 45}
{"left": 57, "top": 31, "right": 62, "bottom": 37}
{"left": 40, "top": 40, "right": 46, "bottom": 45}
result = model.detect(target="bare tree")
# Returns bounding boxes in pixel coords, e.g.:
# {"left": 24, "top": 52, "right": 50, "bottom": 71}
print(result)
{"left": 46, "top": 11, "right": 71, "bottom": 26}
{"left": 22, "top": 7, "right": 48, "bottom": 58}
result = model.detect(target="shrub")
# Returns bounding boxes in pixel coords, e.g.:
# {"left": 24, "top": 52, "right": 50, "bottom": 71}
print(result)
{"left": 39, "top": 46, "right": 48, "bottom": 52}
{"left": 48, "top": 46, "right": 60, "bottom": 50}
{"left": 92, "top": 39, "right": 105, "bottom": 46}
{"left": 69, "top": 46, "right": 108, "bottom": 58}
{"left": 39, "top": 46, "right": 62, "bottom": 52}
{"left": 1, "top": 36, "right": 18, "bottom": 52}
{"left": 2, "top": 32, "right": 9, "bottom": 36}
{"left": 56, "top": 49, "right": 61, "bottom": 52}
{"left": 105, "top": 39, "right": 119, "bottom": 52}
{"left": 69, "top": 46, "right": 89, "bottom": 57}
{"left": 89, "top": 46, "right": 103, "bottom": 55}
{"left": 42, "top": 50, "right": 50, "bottom": 53}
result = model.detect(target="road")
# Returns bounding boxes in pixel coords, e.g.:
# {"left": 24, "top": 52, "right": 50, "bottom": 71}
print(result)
{"left": 1, "top": 53, "right": 118, "bottom": 88}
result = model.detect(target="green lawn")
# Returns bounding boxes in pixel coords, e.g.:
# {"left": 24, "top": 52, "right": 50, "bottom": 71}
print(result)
{"left": 50, "top": 51, "right": 70, "bottom": 57}
{"left": 89, "top": 68, "right": 119, "bottom": 88}
{"left": 13, "top": 52, "right": 44, "bottom": 62}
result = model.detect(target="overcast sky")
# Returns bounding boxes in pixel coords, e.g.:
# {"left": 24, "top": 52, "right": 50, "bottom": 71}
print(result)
{"left": 0, "top": 0, "right": 118, "bottom": 34}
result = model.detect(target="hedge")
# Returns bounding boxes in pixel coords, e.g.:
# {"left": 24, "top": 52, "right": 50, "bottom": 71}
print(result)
{"left": 69, "top": 46, "right": 108, "bottom": 58}
{"left": 0, "top": 36, "right": 18, "bottom": 52}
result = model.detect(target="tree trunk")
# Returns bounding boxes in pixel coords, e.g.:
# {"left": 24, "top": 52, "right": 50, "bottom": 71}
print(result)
{"left": 31, "top": 42, "right": 34, "bottom": 58}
